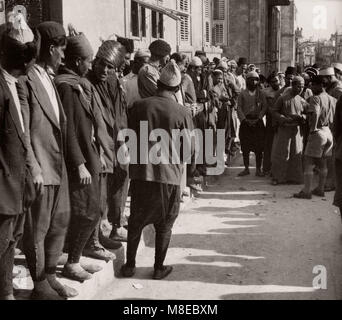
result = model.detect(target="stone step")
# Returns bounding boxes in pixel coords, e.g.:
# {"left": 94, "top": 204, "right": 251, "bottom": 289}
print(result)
{"left": 13, "top": 193, "right": 193, "bottom": 300}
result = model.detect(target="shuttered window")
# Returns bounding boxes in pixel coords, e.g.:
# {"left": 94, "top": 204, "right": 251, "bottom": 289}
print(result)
{"left": 179, "top": 0, "right": 190, "bottom": 43}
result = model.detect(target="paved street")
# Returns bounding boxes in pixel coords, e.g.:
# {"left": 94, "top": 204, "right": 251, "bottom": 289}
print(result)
{"left": 96, "top": 156, "right": 342, "bottom": 300}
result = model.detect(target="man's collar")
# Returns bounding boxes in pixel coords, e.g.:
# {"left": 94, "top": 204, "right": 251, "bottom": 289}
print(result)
{"left": 156, "top": 90, "right": 177, "bottom": 101}
{"left": 0, "top": 67, "right": 18, "bottom": 85}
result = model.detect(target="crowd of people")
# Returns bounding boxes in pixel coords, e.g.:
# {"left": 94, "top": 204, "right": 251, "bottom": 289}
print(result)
{"left": 1, "top": 14, "right": 342, "bottom": 301}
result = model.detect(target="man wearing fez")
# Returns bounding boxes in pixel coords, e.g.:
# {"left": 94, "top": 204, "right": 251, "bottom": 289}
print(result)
{"left": 0, "top": 22, "right": 37, "bottom": 301}
{"left": 237, "top": 71, "right": 267, "bottom": 177}
{"left": 138, "top": 39, "right": 171, "bottom": 99}
{"left": 87, "top": 40, "right": 129, "bottom": 249}
{"left": 54, "top": 26, "right": 111, "bottom": 284}
{"left": 20, "top": 21, "right": 72, "bottom": 300}
{"left": 121, "top": 60, "right": 194, "bottom": 280}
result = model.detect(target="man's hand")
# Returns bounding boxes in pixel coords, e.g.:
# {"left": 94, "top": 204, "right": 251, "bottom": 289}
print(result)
{"left": 78, "top": 164, "right": 92, "bottom": 185}
{"left": 100, "top": 155, "right": 107, "bottom": 172}
{"left": 33, "top": 173, "right": 44, "bottom": 196}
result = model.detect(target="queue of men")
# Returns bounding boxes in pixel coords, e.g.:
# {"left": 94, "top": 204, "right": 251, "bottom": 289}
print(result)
{"left": 1, "top": 15, "right": 342, "bottom": 301}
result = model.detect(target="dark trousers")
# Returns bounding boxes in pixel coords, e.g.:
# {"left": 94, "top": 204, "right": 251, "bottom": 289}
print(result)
{"left": 107, "top": 167, "right": 129, "bottom": 228}
{"left": 263, "top": 114, "right": 275, "bottom": 173}
{"left": 0, "top": 214, "right": 25, "bottom": 297}
{"left": 23, "top": 186, "right": 70, "bottom": 281}
{"left": 126, "top": 181, "right": 180, "bottom": 270}
{"left": 67, "top": 176, "right": 101, "bottom": 263}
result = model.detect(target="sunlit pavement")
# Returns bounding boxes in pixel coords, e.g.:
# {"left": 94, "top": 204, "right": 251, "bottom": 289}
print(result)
{"left": 96, "top": 156, "right": 342, "bottom": 300}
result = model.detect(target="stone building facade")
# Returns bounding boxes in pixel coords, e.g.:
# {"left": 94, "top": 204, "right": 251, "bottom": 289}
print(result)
{"left": 3, "top": 0, "right": 222, "bottom": 59}
{"left": 212, "top": 0, "right": 295, "bottom": 74}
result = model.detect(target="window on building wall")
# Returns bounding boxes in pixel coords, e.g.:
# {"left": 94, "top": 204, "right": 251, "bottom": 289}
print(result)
{"left": 141, "top": 6, "right": 146, "bottom": 37}
{"left": 205, "top": 21, "right": 210, "bottom": 43}
{"left": 131, "top": 0, "right": 139, "bottom": 37}
{"left": 213, "top": 0, "right": 225, "bottom": 21}
{"left": 151, "top": 10, "right": 164, "bottom": 39}
{"left": 213, "top": 23, "right": 223, "bottom": 44}
{"left": 204, "top": 0, "right": 210, "bottom": 18}
{"left": 131, "top": 0, "right": 147, "bottom": 38}
{"left": 179, "top": 0, "right": 190, "bottom": 43}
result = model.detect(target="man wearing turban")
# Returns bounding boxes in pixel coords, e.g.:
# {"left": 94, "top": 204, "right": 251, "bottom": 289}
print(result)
{"left": 88, "top": 40, "right": 130, "bottom": 246}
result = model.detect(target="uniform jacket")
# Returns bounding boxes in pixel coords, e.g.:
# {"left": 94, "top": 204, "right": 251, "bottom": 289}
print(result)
{"left": 0, "top": 70, "right": 33, "bottom": 216}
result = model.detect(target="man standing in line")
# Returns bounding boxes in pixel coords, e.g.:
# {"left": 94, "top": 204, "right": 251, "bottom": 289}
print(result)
{"left": 271, "top": 76, "right": 307, "bottom": 186}
{"left": 262, "top": 74, "right": 281, "bottom": 176}
{"left": 121, "top": 49, "right": 151, "bottom": 109}
{"left": 20, "top": 22, "right": 73, "bottom": 300}
{"left": 237, "top": 71, "right": 268, "bottom": 177}
{"left": 88, "top": 40, "right": 129, "bottom": 248}
{"left": 294, "top": 76, "right": 336, "bottom": 199}
{"left": 138, "top": 39, "right": 171, "bottom": 99}
{"left": 121, "top": 60, "right": 194, "bottom": 280}
{"left": 236, "top": 57, "right": 248, "bottom": 91}
{"left": 55, "top": 27, "right": 108, "bottom": 282}
{"left": 0, "top": 23, "right": 37, "bottom": 301}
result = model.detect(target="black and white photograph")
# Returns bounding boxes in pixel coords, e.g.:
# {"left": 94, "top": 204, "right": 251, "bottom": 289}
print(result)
{"left": 0, "top": 0, "right": 342, "bottom": 307}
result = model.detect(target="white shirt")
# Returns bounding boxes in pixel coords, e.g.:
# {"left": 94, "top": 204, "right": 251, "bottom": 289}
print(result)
{"left": 121, "top": 72, "right": 141, "bottom": 109}
{"left": 237, "top": 75, "right": 247, "bottom": 91}
{"left": 1, "top": 68, "right": 25, "bottom": 132}
{"left": 34, "top": 64, "right": 60, "bottom": 124}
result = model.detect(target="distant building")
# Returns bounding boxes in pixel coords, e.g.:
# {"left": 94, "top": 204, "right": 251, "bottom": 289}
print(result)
{"left": 3, "top": 0, "right": 222, "bottom": 59}
{"left": 211, "top": 0, "right": 294, "bottom": 74}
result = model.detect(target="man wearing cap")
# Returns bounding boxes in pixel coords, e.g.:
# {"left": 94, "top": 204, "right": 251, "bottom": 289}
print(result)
{"left": 333, "top": 63, "right": 342, "bottom": 81}
{"left": 138, "top": 39, "right": 171, "bottom": 99}
{"left": 87, "top": 40, "right": 129, "bottom": 247}
{"left": 271, "top": 76, "right": 308, "bottom": 186}
{"left": 121, "top": 60, "right": 194, "bottom": 280}
{"left": 237, "top": 71, "right": 267, "bottom": 177}
{"left": 19, "top": 21, "right": 71, "bottom": 299}
{"left": 294, "top": 76, "right": 336, "bottom": 200}
{"left": 121, "top": 49, "right": 150, "bottom": 109}
{"left": 0, "top": 21, "right": 37, "bottom": 301}
{"left": 54, "top": 27, "right": 112, "bottom": 283}
{"left": 322, "top": 66, "right": 342, "bottom": 101}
